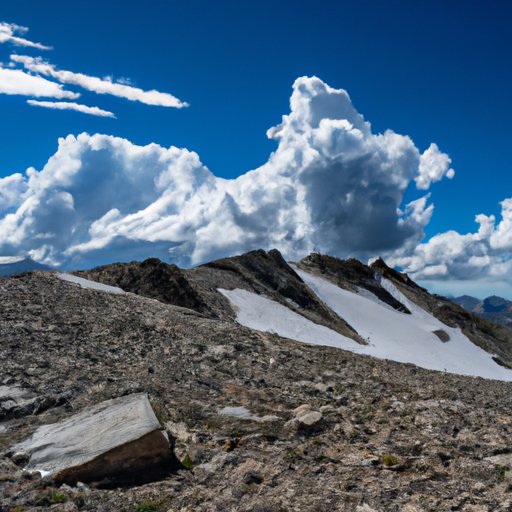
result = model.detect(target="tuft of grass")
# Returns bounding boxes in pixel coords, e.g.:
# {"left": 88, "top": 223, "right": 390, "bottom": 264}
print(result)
{"left": 348, "top": 431, "right": 360, "bottom": 443}
{"left": 135, "top": 501, "right": 159, "bottom": 512}
{"left": 495, "top": 464, "right": 510, "bottom": 483}
{"left": 239, "top": 483, "right": 257, "bottom": 495}
{"left": 181, "top": 453, "right": 193, "bottom": 470}
{"left": 51, "top": 491, "right": 67, "bottom": 504}
{"left": 35, "top": 490, "right": 67, "bottom": 506}
{"left": 150, "top": 400, "right": 166, "bottom": 427}
{"left": 382, "top": 453, "right": 399, "bottom": 467}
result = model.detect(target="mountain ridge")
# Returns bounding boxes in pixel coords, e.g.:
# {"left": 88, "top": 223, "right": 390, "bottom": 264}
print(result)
{"left": 2, "top": 249, "right": 512, "bottom": 510}
{"left": 76, "top": 249, "right": 512, "bottom": 374}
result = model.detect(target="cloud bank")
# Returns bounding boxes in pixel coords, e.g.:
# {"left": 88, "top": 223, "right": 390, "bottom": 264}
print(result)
{"left": 391, "top": 199, "right": 512, "bottom": 285}
{"left": 0, "top": 76, "right": 456, "bottom": 269}
{"left": 0, "top": 22, "right": 51, "bottom": 50}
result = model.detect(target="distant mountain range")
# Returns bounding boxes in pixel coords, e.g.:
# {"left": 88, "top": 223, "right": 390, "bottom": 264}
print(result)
{"left": 451, "top": 294, "right": 512, "bottom": 329}
{"left": 0, "top": 257, "right": 52, "bottom": 276}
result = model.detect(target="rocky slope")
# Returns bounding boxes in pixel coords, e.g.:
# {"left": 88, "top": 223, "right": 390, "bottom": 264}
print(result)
{"left": 2, "top": 250, "right": 512, "bottom": 511}
{"left": 452, "top": 294, "right": 512, "bottom": 329}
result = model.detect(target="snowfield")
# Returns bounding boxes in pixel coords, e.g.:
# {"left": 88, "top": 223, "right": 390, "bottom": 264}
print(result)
{"left": 218, "top": 288, "right": 358, "bottom": 351}
{"left": 57, "top": 273, "right": 125, "bottom": 295}
{"left": 220, "top": 270, "right": 512, "bottom": 381}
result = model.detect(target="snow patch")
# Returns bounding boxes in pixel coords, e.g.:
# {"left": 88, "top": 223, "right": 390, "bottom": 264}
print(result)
{"left": 295, "top": 268, "right": 512, "bottom": 381}
{"left": 218, "top": 288, "right": 359, "bottom": 351}
{"left": 219, "top": 406, "right": 257, "bottom": 420}
{"left": 219, "top": 406, "right": 278, "bottom": 423}
{"left": 57, "top": 273, "right": 125, "bottom": 295}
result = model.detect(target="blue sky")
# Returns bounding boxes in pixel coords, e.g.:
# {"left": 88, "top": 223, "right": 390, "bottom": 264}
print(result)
{"left": 0, "top": 1, "right": 511, "bottom": 297}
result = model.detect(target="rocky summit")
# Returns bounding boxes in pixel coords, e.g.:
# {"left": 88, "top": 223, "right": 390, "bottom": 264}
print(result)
{"left": 2, "top": 250, "right": 512, "bottom": 511}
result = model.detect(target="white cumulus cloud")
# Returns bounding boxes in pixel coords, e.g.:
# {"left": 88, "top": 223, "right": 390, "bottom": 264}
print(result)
{"left": 391, "top": 198, "right": 512, "bottom": 286}
{"left": 27, "top": 99, "right": 115, "bottom": 118}
{"left": 416, "top": 143, "right": 455, "bottom": 190}
{"left": 0, "top": 22, "right": 51, "bottom": 50}
{"left": 0, "top": 66, "right": 79, "bottom": 99}
{"left": 0, "top": 76, "right": 454, "bottom": 268}
{"left": 11, "top": 54, "right": 188, "bottom": 108}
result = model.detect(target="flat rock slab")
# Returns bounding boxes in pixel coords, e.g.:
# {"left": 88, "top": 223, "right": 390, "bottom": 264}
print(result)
{"left": 12, "top": 393, "right": 175, "bottom": 485}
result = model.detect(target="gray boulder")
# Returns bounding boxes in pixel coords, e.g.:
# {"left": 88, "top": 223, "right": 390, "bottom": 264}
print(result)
{"left": 11, "top": 393, "right": 176, "bottom": 485}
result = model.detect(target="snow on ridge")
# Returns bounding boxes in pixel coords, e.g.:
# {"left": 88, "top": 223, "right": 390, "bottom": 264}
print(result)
{"left": 57, "top": 273, "right": 125, "bottom": 295}
{"left": 377, "top": 275, "right": 416, "bottom": 312}
{"left": 219, "top": 270, "right": 512, "bottom": 381}
{"left": 295, "top": 268, "right": 512, "bottom": 382}
{"left": 218, "top": 288, "right": 359, "bottom": 351}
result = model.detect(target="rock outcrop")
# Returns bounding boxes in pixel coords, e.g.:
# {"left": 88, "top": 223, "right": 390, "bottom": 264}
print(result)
{"left": 77, "top": 258, "right": 211, "bottom": 314}
{"left": 10, "top": 393, "right": 176, "bottom": 486}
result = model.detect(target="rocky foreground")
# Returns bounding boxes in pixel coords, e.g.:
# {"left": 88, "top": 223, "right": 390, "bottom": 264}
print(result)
{"left": 1, "top": 253, "right": 512, "bottom": 511}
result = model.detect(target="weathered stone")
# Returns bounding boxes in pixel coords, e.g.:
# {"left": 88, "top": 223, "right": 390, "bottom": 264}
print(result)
{"left": 0, "top": 386, "right": 40, "bottom": 420}
{"left": 356, "top": 505, "right": 379, "bottom": 512}
{"left": 297, "top": 411, "right": 322, "bottom": 427}
{"left": 11, "top": 393, "right": 176, "bottom": 485}
{"left": 243, "top": 470, "right": 263, "bottom": 485}
{"left": 292, "top": 404, "right": 312, "bottom": 417}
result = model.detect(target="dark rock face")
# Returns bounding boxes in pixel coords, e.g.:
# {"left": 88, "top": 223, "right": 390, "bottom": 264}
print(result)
{"left": 300, "top": 253, "right": 411, "bottom": 313}
{"left": 432, "top": 329, "right": 450, "bottom": 342}
{"left": 77, "top": 258, "right": 211, "bottom": 315}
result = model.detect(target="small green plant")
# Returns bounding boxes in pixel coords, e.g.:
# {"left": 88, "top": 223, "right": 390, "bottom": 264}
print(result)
{"left": 348, "top": 430, "right": 360, "bottom": 443}
{"left": 360, "top": 404, "right": 375, "bottom": 422}
{"left": 181, "top": 453, "right": 193, "bottom": 470}
{"left": 495, "top": 464, "right": 510, "bottom": 482}
{"left": 35, "top": 490, "right": 68, "bottom": 506}
{"left": 382, "top": 453, "right": 399, "bottom": 467}
{"left": 150, "top": 400, "right": 166, "bottom": 427}
{"left": 51, "top": 491, "right": 67, "bottom": 504}
{"left": 311, "top": 436, "right": 324, "bottom": 446}
{"left": 284, "top": 448, "right": 304, "bottom": 463}
{"left": 382, "top": 399, "right": 392, "bottom": 410}
{"left": 135, "top": 500, "right": 159, "bottom": 512}
{"left": 239, "top": 483, "right": 257, "bottom": 495}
